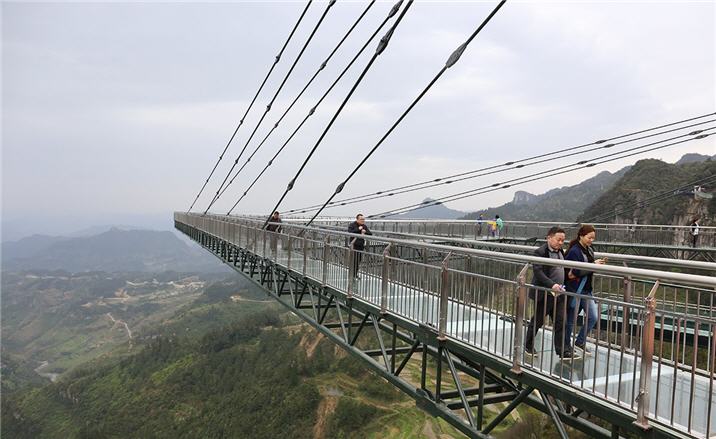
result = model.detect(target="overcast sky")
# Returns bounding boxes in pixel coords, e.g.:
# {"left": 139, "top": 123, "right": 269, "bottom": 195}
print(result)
{"left": 3, "top": 0, "right": 715, "bottom": 239}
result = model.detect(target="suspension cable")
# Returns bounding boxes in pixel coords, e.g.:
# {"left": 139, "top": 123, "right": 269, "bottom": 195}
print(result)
{"left": 261, "top": 0, "right": 415, "bottom": 228}
{"left": 290, "top": 124, "right": 713, "bottom": 215}
{"left": 288, "top": 114, "right": 714, "bottom": 214}
{"left": 187, "top": 0, "right": 312, "bottom": 212}
{"left": 207, "top": 1, "right": 378, "bottom": 210}
{"left": 302, "top": 0, "right": 507, "bottom": 228}
{"left": 203, "top": 0, "right": 338, "bottom": 214}
{"left": 225, "top": 1, "right": 404, "bottom": 216}
{"left": 368, "top": 130, "right": 714, "bottom": 218}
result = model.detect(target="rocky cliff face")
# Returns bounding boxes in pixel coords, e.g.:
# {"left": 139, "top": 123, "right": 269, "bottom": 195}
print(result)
{"left": 512, "top": 191, "right": 538, "bottom": 206}
{"left": 672, "top": 197, "right": 713, "bottom": 246}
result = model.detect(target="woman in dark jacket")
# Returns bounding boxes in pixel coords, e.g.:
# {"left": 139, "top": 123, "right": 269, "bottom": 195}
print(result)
{"left": 564, "top": 224, "right": 606, "bottom": 354}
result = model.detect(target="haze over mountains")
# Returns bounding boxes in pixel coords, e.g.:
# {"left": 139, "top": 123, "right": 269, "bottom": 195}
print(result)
{"left": 396, "top": 198, "right": 467, "bottom": 219}
{"left": 2, "top": 228, "right": 228, "bottom": 273}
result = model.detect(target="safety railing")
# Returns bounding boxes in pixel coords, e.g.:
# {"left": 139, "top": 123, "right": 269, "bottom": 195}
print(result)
{"left": 301, "top": 223, "right": 716, "bottom": 269}
{"left": 277, "top": 217, "right": 716, "bottom": 248}
{"left": 176, "top": 212, "right": 716, "bottom": 437}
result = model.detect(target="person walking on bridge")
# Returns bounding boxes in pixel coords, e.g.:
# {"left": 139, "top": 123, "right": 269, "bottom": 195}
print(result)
{"left": 266, "top": 211, "right": 282, "bottom": 255}
{"left": 477, "top": 213, "right": 485, "bottom": 237}
{"left": 495, "top": 215, "right": 504, "bottom": 238}
{"left": 565, "top": 224, "right": 605, "bottom": 355}
{"left": 690, "top": 217, "right": 700, "bottom": 248}
{"left": 488, "top": 219, "right": 497, "bottom": 238}
{"left": 524, "top": 226, "right": 575, "bottom": 359}
{"left": 266, "top": 211, "right": 282, "bottom": 233}
{"left": 348, "top": 214, "right": 372, "bottom": 280}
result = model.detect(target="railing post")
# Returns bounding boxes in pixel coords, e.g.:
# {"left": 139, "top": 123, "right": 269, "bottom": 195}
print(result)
{"left": 622, "top": 262, "right": 633, "bottom": 349}
{"left": 262, "top": 229, "right": 267, "bottom": 258}
{"left": 438, "top": 253, "right": 452, "bottom": 341}
{"left": 422, "top": 248, "right": 429, "bottom": 290}
{"left": 635, "top": 280, "right": 659, "bottom": 430}
{"left": 381, "top": 244, "right": 392, "bottom": 314}
{"left": 511, "top": 263, "right": 529, "bottom": 374}
{"left": 302, "top": 235, "right": 308, "bottom": 277}
{"left": 321, "top": 236, "right": 329, "bottom": 286}
{"left": 271, "top": 231, "right": 278, "bottom": 260}
{"left": 346, "top": 241, "right": 355, "bottom": 298}
{"left": 287, "top": 236, "right": 293, "bottom": 271}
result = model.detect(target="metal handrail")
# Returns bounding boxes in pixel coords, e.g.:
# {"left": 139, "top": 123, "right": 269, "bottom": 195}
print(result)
{"left": 275, "top": 221, "right": 716, "bottom": 271}
{"left": 266, "top": 216, "right": 716, "bottom": 230}
{"left": 193, "top": 213, "right": 716, "bottom": 288}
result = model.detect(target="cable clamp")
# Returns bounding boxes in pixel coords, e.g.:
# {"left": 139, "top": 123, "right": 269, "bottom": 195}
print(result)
{"left": 445, "top": 42, "right": 467, "bottom": 68}
{"left": 387, "top": 0, "right": 403, "bottom": 18}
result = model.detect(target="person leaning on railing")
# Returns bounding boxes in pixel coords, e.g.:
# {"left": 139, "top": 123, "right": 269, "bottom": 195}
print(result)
{"left": 524, "top": 226, "right": 577, "bottom": 359}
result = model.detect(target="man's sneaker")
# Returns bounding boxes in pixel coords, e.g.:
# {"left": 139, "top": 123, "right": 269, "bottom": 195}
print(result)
{"left": 575, "top": 342, "right": 593, "bottom": 355}
{"left": 558, "top": 350, "right": 581, "bottom": 361}
{"left": 524, "top": 347, "right": 538, "bottom": 357}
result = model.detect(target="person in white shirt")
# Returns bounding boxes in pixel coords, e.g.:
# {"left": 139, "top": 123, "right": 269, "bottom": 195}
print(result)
{"left": 690, "top": 217, "right": 700, "bottom": 248}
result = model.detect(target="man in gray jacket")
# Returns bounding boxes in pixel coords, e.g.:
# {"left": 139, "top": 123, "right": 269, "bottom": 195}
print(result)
{"left": 524, "top": 226, "right": 576, "bottom": 359}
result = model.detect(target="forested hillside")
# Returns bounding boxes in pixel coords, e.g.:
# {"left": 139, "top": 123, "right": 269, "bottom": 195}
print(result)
{"left": 2, "top": 273, "right": 587, "bottom": 439}
{"left": 461, "top": 169, "right": 626, "bottom": 222}
{"left": 579, "top": 158, "right": 716, "bottom": 225}
{"left": 459, "top": 153, "right": 714, "bottom": 224}
{"left": 1, "top": 286, "right": 468, "bottom": 439}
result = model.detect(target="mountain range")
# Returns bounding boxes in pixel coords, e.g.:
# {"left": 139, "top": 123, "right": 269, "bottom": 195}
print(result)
{"left": 394, "top": 153, "right": 712, "bottom": 224}
{"left": 460, "top": 169, "right": 628, "bottom": 222}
